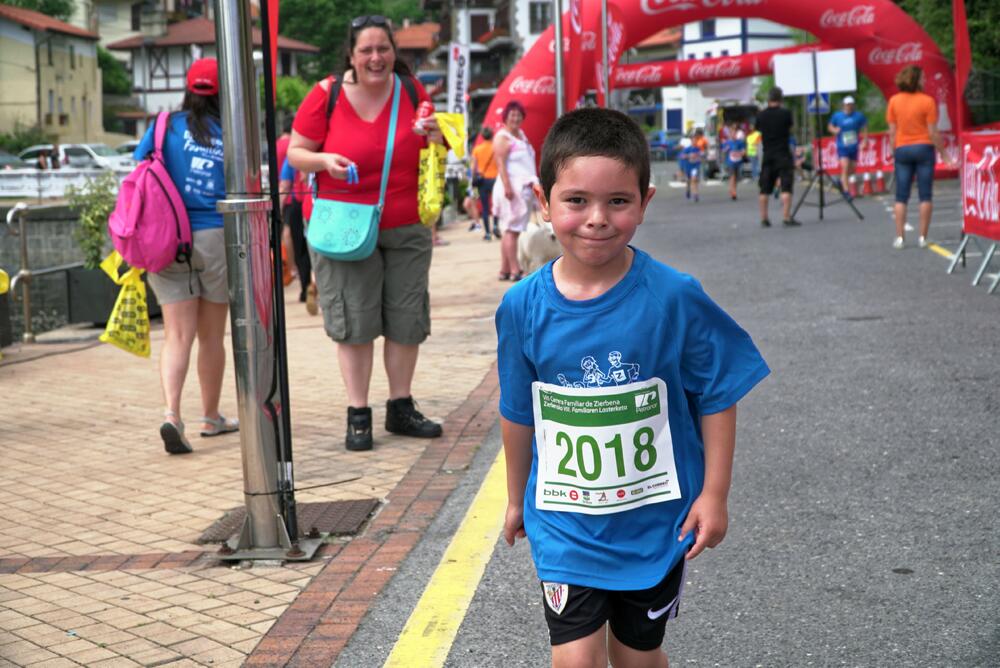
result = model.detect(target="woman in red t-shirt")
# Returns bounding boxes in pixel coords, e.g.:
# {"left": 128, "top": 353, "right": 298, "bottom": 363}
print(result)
{"left": 288, "top": 15, "right": 444, "bottom": 452}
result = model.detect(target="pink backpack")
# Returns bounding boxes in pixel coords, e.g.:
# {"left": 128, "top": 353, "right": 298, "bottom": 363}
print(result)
{"left": 108, "top": 111, "right": 192, "bottom": 273}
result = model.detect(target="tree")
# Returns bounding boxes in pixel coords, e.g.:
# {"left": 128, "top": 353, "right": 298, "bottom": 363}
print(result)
{"left": 279, "top": 0, "right": 430, "bottom": 80}
{"left": 99, "top": 47, "right": 132, "bottom": 96}
{"left": 6, "top": 0, "right": 76, "bottom": 22}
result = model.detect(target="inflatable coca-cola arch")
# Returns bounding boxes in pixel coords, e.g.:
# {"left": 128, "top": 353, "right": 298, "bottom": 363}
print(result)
{"left": 486, "top": 0, "right": 959, "bottom": 152}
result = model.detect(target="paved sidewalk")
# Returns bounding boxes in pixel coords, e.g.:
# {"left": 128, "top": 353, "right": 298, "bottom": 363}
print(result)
{"left": 0, "top": 221, "right": 508, "bottom": 667}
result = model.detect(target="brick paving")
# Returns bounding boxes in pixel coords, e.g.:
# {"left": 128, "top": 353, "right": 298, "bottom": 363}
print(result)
{"left": 0, "top": 221, "right": 507, "bottom": 667}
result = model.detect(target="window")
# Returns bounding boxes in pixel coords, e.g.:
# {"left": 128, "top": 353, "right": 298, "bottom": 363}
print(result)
{"left": 58, "top": 97, "right": 63, "bottom": 114}
{"left": 701, "top": 19, "right": 715, "bottom": 38}
{"left": 47, "top": 41, "right": 52, "bottom": 66}
{"left": 281, "top": 51, "right": 292, "bottom": 76}
{"left": 131, "top": 3, "right": 142, "bottom": 31}
{"left": 529, "top": 1, "right": 552, "bottom": 35}
{"left": 99, "top": 4, "right": 117, "bottom": 22}
{"left": 470, "top": 14, "right": 491, "bottom": 42}
{"left": 721, "top": 49, "right": 729, "bottom": 56}
{"left": 687, "top": 53, "right": 695, "bottom": 60}
{"left": 70, "top": 45, "right": 75, "bottom": 69}
{"left": 704, "top": 52, "right": 712, "bottom": 59}
{"left": 48, "top": 90, "right": 54, "bottom": 113}
{"left": 71, "top": 96, "right": 76, "bottom": 113}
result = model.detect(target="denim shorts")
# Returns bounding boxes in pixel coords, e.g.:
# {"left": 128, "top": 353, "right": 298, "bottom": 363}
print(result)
{"left": 894, "top": 143, "right": 935, "bottom": 204}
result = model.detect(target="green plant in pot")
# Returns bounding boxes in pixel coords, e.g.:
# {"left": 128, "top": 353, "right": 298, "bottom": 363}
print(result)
{"left": 64, "top": 173, "right": 160, "bottom": 323}
{"left": 66, "top": 171, "right": 118, "bottom": 269}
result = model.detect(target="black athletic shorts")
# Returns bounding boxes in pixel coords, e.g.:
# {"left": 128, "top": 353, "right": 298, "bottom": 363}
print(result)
{"left": 540, "top": 556, "right": 687, "bottom": 651}
{"left": 759, "top": 156, "right": 794, "bottom": 195}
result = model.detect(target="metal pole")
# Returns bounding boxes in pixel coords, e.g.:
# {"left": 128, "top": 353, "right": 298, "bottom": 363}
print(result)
{"left": 812, "top": 52, "right": 824, "bottom": 219}
{"left": 213, "top": 0, "right": 284, "bottom": 553}
{"left": 553, "top": 0, "right": 564, "bottom": 116}
{"left": 601, "top": 0, "right": 609, "bottom": 108}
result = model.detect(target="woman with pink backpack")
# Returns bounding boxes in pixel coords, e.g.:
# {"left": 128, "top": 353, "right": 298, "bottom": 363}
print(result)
{"left": 131, "top": 58, "right": 238, "bottom": 454}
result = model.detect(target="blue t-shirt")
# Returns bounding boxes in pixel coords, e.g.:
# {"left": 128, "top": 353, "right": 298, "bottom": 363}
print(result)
{"left": 829, "top": 110, "right": 867, "bottom": 149}
{"left": 680, "top": 145, "right": 702, "bottom": 165}
{"left": 279, "top": 157, "right": 295, "bottom": 182}
{"left": 722, "top": 138, "right": 746, "bottom": 167}
{"left": 495, "top": 248, "right": 769, "bottom": 590}
{"left": 134, "top": 112, "right": 225, "bottom": 231}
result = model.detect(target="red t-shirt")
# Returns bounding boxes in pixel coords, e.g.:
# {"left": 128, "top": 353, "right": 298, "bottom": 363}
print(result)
{"left": 293, "top": 75, "right": 430, "bottom": 229}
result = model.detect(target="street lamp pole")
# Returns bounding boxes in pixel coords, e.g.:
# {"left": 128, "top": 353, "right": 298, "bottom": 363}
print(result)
{"left": 553, "top": 0, "right": 564, "bottom": 116}
{"left": 601, "top": 0, "right": 609, "bottom": 108}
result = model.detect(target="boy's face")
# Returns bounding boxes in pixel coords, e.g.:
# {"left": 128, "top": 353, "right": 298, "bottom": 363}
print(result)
{"left": 535, "top": 156, "right": 655, "bottom": 272}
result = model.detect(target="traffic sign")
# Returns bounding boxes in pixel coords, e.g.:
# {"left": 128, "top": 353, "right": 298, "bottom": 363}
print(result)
{"left": 807, "top": 92, "right": 830, "bottom": 114}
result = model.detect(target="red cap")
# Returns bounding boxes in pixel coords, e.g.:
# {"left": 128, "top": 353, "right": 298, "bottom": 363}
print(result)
{"left": 187, "top": 58, "right": 219, "bottom": 96}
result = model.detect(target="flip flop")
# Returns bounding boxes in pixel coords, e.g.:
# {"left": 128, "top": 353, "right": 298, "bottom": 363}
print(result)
{"left": 160, "top": 412, "right": 193, "bottom": 454}
{"left": 201, "top": 415, "right": 239, "bottom": 437}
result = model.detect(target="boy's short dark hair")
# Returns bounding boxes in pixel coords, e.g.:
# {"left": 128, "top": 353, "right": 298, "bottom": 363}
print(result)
{"left": 539, "top": 108, "right": 650, "bottom": 202}
{"left": 480, "top": 126, "right": 493, "bottom": 140}
{"left": 768, "top": 86, "right": 783, "bottom": 103}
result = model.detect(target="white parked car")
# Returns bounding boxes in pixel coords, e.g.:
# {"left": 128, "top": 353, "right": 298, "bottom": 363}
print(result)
{"left": 19, "top": 143, "right": 135, "bottom": 170}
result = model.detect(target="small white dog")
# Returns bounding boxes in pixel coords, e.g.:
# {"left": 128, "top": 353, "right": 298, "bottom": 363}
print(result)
{"left": 518, "top": 217, "right": 562, "bottom": 274}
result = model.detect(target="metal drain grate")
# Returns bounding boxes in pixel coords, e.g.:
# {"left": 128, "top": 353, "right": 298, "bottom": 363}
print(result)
{"left": 196, "top": 499, "right": 380, "bottom": 544}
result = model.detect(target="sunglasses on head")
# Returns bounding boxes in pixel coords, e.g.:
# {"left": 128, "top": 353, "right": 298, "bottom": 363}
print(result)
{"left": 351, "top": 15, "right": 388, "bottom": 30}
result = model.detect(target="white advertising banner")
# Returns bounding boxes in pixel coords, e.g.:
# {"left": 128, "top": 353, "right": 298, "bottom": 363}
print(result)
{"left": 447, "top": 42, "right": 469, "bottom": 118}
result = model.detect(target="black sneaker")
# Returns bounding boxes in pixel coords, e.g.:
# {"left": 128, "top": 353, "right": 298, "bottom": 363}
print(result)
{"left": 385, "top": 396, "right": 442, "bottom": 438}
{"left": 345, "top": 406, "right": 373, "bottom": 451}
{"left": 783, "top": 218, "right": 802, "bottom": 227}
{"left": 761, "top": 218, "right": 771, "bottom": 228}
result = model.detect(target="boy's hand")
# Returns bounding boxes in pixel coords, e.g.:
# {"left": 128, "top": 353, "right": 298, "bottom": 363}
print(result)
{"left": 503, "top": 502, "right": 526, "bottom": 546}
{"left": 678, "top": 493, "right": 728, "bottom": 560}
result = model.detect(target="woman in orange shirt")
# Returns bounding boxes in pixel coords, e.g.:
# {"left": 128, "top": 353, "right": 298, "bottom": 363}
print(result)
{"left": 886, "top": 65, "right": 956, "bottom": 249}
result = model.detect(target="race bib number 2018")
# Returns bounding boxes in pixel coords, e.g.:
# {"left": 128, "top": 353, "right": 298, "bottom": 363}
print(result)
{"left": 532, "top": 378, "right": 681, "bottom": 515}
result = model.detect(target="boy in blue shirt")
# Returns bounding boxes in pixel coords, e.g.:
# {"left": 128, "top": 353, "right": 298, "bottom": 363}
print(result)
{"left": 827, "top": 96, "right": 868, "bottom": 199}
{"left": 496, "top": 108, "right": 769, "bottom": 667}
{"left": 679, "top": 137, "right": 702, "bottom": 203}
{"left": 722, "top": 128, "right": 746, "bottom": 200}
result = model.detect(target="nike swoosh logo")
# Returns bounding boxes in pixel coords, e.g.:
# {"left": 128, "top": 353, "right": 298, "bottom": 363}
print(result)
{"left": 647, "top": 596, "right": 677, "bottom": 620}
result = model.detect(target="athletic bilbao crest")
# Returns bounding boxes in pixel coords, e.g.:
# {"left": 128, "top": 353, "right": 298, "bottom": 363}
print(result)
{"left": 543, "top": 582, "right": 568, "bottom": 615}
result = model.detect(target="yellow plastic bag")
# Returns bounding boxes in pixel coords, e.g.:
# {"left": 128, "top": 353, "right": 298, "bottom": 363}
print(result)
{"left": 434, "top": 113, "right": 467, "bottom": 158}
{"left": 418, "top": 142, "right": 447, "bottom": 227}
{"left": 99, "top": 251, "right": 150, "bottom": 358}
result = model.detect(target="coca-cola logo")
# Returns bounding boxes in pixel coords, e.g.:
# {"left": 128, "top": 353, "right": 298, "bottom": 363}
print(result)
{"left": 508, "top": 75, "right": 556, "bottom": 96}
{"left": 570, "top": 0, "right": 582, "bottom": 34}
{"left": 614, "top": 65, "right": 663, "bottom": 87}
{"left": 689, "top": 59, "right": 743, "bottom": 81}
{"left": 963, "top": 145, "right": 1000, "bottom": 223}
{"left": 820, "top": 6, "right": 875, "bottom": 28}
{"left": 641, "top": 0, "right": 763, "bottom": 14}
{"left": 868, "top": 42, "right": 923, "bottom": 66}
{"left": 548, "top": 31, "right": 597, "bottom": 52}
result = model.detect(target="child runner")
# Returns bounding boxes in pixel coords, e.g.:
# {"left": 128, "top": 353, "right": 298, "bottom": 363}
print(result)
{"left": 679, "top": 139, "right": 702, "bottom": 202}
{"left": 722, "top": 132, "right": 746, "bottom": 200}
{"left": 496, "top": 108, "right": 769, "bottom": 668}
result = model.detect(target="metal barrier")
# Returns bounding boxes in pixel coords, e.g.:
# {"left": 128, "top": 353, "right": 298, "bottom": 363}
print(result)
{"left": 4, "top": 202, "right": 84, "bottom": 343}
{"left": 0, "top": 168, "right": 131, "bottom": 199}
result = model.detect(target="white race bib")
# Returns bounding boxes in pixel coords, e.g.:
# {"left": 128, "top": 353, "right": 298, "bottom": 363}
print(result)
{"left": 841, "top": 130, "right": 858, "bottom": 147}
{"left": 532, "top": 378, "right": 681, "bottom": 515}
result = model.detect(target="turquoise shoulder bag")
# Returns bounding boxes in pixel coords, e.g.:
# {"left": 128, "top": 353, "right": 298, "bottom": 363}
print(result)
{"left": 307, "top": 74, "right": 401, "bottom": 261}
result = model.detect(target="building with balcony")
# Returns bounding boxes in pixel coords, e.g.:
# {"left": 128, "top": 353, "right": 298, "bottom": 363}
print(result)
{"left": 0, "top": 3, "right": 103, "bottom": 142}
{"left": 106, "top": 16, "right": 318, "bottom": 134}
{"left": 663, "top": 18, "right": 794, "bottom": 133}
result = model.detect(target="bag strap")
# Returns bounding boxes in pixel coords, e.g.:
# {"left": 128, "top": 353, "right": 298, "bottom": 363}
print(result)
{"left": 152, "top": 111, "right": 170, "bottom": 159}
{"left": 376, "top": 75, "right": 402, "bottom": 213}
{"left": 325, "top": 73, "right": 418, "bottom": 121}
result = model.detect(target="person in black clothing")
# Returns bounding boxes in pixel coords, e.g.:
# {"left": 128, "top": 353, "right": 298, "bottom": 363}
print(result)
{"left": 755, "top": 87, "right": 800, "bottom": 227}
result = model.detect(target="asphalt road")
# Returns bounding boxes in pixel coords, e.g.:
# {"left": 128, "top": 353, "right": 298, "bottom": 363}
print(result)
{"left": 341, "top": 168, "right": 999, "bottom": 668}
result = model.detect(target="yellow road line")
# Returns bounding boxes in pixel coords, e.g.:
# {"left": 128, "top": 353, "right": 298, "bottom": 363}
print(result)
{"left": 927, "top": 242, "right": 954, "bottom": 260}
{"left": 384, "top": 451, "right": 508, "bottom": 668}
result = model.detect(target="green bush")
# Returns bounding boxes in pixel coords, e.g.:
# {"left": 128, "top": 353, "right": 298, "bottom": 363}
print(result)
{"left": 66, "top": 172, "right": 118, "bottom": 270}
{"left": 99, "top": 47, "right": 132, "bottom": 96}
{"left": 0, "top": 124, "right": 52, "bottom": 154}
